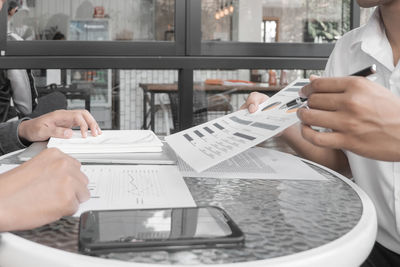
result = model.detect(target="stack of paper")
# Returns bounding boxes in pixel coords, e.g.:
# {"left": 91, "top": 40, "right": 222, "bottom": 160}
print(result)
{"left": 47, "top": 130, "right": 163, "bottom": 154}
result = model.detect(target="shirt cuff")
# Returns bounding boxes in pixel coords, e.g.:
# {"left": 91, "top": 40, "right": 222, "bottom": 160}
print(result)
{"left": 16, "top": 117, "right": 32, "bottom": 148}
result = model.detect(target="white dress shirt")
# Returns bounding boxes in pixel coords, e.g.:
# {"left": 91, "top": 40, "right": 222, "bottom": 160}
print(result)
{"left": 324, "top": 9, "right": 400, "bottom": 254}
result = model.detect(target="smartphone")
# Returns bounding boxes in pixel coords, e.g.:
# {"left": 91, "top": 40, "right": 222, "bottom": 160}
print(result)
{"left": 78, "top": 206, "right": 244, "bottom": 255}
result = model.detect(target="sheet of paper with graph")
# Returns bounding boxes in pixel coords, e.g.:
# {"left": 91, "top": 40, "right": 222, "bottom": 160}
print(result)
{"left": 0, "top": 164, "right": 196, "bottom": 217}
{"left": 76, "top": 165, "right": 196, "bottom": 216}
{"left": 166, "top": 79, "right": 309, "bottom": 173}
{"left": 177, "top": 147, "right": 326, "bottom": 181}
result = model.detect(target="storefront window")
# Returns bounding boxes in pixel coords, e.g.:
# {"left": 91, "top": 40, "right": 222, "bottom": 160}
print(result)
{"left": 8, "top": 0, "right": 175, "bottom": 41}
{"left": 14, "top": 69, "right": 178, "bottom": 133}
{"left": 191, "top": 69, "right": 321, "bottom": 125}
{"left": 202, "top": 0, "right": 351, "bottom": 43}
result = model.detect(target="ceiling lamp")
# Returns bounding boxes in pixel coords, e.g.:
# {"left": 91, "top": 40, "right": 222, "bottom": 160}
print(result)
{"left": 219, "top": 10, "right": 225, "bottom": 18}
{"left": 223, "top": 2, "right": 229, "bottom": 16}
{"left": 229, "top": 1, "right": 234, "bottom": 13}
{"left": 215, "top": 0, "right": 234, "bottom": 20}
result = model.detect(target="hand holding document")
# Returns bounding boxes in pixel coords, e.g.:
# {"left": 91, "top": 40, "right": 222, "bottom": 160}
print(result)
{"left": 166, "top": 79, "right": 309, "bottom": 173}
{"left": 48, "top": 130, "right": 163, "bottom": 153}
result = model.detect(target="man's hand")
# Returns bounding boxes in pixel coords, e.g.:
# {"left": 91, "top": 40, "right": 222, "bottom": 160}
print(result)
{"left": 0, "top": 149, "right": 90, "bottom": 231}
{"left": 240, "top": 92, "right": 269, "bottom": 113}
{"left": 18, "top": 110, "right": 102, "bottom": 142}
{"left": 298, "top": 76, "right": 400, "bottom": 161}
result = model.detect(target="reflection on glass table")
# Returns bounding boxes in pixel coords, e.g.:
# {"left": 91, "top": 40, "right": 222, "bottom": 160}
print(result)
{"left": 0, "top": 148, "right": 377, "bottom": 267}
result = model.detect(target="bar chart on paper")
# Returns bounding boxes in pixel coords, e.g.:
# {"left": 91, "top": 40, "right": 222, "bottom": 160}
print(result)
{"left": 165, "top": 79, "right": 309, "bottom": 173}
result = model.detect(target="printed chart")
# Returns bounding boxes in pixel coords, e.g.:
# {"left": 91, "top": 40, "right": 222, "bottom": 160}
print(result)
{"left": 166, "top": 79, "right": 309, "bottom": 172}
{"left": 76, "top": 165, "right": 196, "bottom": 216}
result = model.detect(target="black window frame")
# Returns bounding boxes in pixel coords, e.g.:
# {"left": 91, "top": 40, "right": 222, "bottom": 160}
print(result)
{"left": 0, "top": 0, "right": 361, "bottom": 130}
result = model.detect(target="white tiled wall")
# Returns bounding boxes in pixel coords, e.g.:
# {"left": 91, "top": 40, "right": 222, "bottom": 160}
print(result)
{"left": 119, "top": 70, "right": 244, "bottom": 134}
{"left": 119, "top": 70, "right": 178, "bottom": 133}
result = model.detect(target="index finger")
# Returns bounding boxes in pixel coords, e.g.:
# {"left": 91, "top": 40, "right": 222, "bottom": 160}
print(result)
{"left": 80, "top": 110, "right": 102, "bottom": 136}
{"left": 300, "top": 77, "right": 350, "bottom": 97}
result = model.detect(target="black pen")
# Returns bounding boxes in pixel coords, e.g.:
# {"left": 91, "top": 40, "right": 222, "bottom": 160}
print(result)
{"left": 279, "top": 64, "right": 377, "bottom": 110}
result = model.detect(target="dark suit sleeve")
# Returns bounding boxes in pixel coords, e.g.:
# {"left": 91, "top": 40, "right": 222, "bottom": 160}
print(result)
{"left": 0, "top": 119, "right": 29, "bottom": 156}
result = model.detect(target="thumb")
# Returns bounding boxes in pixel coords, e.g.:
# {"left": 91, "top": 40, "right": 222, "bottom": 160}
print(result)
{"left": 51, "top": 127, "right": 74, "bottom": 139}
{"left": 309, "top": 74, "right": 320, "bottom": 81}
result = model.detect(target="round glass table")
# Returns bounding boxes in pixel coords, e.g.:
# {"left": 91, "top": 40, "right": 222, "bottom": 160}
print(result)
{"left": 0, "top": 150, "right": 377, "bottom": 267}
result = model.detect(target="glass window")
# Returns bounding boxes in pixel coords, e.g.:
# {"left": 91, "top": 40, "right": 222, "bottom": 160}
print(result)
{"left": 0, "top": 68, "right": 178, "bottom": 133}
{"left": 191, "top": 69, "right": 322, "bottom": 125}
{"left": 8, "top": 0, "right": 175, "bottom": 41}
{"left": 262, "top": 18, "right": 278, "bottom": 43}
{"left": 202, "top": 0, "right": 351, "bottom": 43}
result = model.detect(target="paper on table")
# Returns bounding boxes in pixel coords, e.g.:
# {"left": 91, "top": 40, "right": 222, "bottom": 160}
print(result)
{"left": 0, "top": 165, "right": 196, "bottom": 217}
{"left": 166, "top": 79, "right": 309, "bottom": 173}
{"left": 76, "top": 165, "right": 196, "bottom": 216}
{"left": 178, "top": 147, "right": 326, "bottom": 181}
{"left": 48, "top": 130, "right": 163, "bottom": 154}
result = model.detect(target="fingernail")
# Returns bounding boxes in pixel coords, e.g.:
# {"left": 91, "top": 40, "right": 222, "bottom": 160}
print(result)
{"left": 296, "top": 107, "right": 306, "bottom": 117}
{"left": 83, "top": 132, "right": 87, "bottom": 138}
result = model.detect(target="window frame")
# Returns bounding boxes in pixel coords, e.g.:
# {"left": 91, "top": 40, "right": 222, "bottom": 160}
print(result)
{"left": 1, "top": 0, "right": 186, "bottom": 57}
{"left": 0, "top": 0, "right": 361, "bottom": 130}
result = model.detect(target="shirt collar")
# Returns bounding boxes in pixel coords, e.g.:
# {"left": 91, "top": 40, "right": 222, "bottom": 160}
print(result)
{"left": 350, "top": 8, "right": 394, "bottom": 71}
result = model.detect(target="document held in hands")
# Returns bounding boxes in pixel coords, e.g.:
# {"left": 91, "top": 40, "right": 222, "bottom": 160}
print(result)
{"left": 166, "top": 79, "right": 309, "bottom": 173}
{"left": 48, "top": 130, "right": 163, "bottom": 154}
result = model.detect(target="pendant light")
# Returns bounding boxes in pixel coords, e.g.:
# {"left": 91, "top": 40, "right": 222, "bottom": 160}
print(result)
{"left": 223, "top": 0, "right": 229, "bottom": 16}
{"left": 229, "top": 1, "right": 234, "bottom": 13}
{"left": 215, "top": 9, "right": 220, "bottom": 20}
{"left": 219, "top": 0, "right": 225, "bottom": 18}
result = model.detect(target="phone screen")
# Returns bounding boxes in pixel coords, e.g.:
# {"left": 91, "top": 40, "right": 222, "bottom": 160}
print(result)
{"left": 79, "top": 207, "right": 242, "bottom": 248}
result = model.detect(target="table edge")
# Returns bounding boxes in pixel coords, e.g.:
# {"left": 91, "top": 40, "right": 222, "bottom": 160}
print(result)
{"left": 0, "top": 151, "right": 377, "bottom": 267}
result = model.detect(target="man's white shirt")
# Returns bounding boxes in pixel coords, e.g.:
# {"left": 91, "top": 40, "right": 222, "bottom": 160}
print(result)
{"left": 324, "top": 9, "right": 400, "bottom": 254}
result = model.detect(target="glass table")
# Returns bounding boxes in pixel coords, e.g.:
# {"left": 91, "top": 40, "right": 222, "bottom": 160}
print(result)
{"left": 0, "top": 149, "right": 377, "bottom": 267}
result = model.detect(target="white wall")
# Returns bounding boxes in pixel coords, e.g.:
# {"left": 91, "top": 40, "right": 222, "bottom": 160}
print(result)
{"left": 237, "top": 0, "right": 263, "bottom": 42}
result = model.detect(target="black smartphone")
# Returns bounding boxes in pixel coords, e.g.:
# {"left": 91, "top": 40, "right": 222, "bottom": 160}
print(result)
{"left": 78, "top": 206, "right": 244, "bottom": 255}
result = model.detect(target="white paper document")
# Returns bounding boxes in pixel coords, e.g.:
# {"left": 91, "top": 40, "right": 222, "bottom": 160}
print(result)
{"left": 178, "top": 147, "right": 326, "bottom": 181}
{"left": 166, "top": 79, "right": 309, "bottom": 173}
{"left": 76, "top": 165, "right": 196, "bottom": 216}
{"left": 0, "top": 165, "right": 196, "bottom": 217}
{"left": 48, "top": 130, "right": 163, "bottom": 154}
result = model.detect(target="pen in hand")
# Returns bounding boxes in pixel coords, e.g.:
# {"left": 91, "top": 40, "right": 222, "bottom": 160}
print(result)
{"left": 279, "top": 64, "right": 377, "bottom": 110}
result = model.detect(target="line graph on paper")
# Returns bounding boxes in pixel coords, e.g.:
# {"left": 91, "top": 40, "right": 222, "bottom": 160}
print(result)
{"left": 74, "top": 165, "right": 195, "bottom": 217}
{"left": 82, "top": 166, "right": 163, "bottom": 206}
